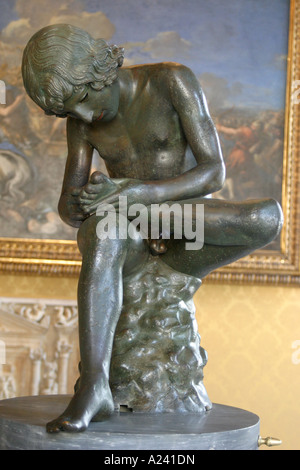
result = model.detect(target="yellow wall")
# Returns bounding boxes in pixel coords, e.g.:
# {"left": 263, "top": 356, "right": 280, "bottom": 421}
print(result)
{"left": 0, "top": 273, "right": 299, "bottom": 450}
{"left": 0, "top": 273, "right": 78, "bottom": 301}
{"left": 195, "top": 283, "right": 300, "bottom": 451}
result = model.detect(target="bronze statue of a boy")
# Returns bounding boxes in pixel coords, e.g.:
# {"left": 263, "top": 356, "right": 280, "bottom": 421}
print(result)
{"left": 22, "top": 24, "right": 283, "bottom": 432}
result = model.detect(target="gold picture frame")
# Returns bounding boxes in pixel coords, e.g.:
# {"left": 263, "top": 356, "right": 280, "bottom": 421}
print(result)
{"left": 0, "top": 0, "right": 299, "bottom": 285}
{"left": 209, "top": 0, "right": 300, "bottom": 286}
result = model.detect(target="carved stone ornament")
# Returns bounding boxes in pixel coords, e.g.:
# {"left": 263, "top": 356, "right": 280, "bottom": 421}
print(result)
{"left": 0, "top": 298, "right": 79, "bottom": 400}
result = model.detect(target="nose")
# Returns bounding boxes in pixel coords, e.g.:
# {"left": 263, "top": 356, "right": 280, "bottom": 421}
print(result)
{"left": 70, "top": 106, "right": 93, "bottom": 123}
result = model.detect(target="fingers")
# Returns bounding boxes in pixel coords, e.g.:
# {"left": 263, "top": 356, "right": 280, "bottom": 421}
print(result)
{"left": 95, "top": 191, "right": 120, "bottom": 206}
{"left": 70, "top": 172, "right": 115, "bottom": 196}
{"left": 82, "top": 184, "right": 104, "bottom": 195}
{"left": 88, "top": 193, "right": 119, "bottom": 211}
{"left": 80, "top": 195, "right": 120, "bottom": 215}
{"left": 79, "top": 190, "right": 99, "bottom": 200}
{"left": 80, "top": 200, "right": 102, "bottom": 214}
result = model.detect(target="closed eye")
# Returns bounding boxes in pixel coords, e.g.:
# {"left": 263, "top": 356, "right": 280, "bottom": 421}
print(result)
{"left": 80, "top": 92, "right": 89, "bottom": 103}
{"left": 44, "top": 109, "right": 55, "bottom": 116}
{"left": 44, "top": 110, "right": 67, "bottom": 119}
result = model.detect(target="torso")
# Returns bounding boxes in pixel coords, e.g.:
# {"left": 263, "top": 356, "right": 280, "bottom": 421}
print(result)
{"left": 85, "top": 64, "right": 188, "bottom": 180}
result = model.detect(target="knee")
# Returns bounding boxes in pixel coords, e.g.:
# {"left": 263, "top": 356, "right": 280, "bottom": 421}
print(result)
{"left": 77, "top": 214, "right": 125, "bottom": 256}
{"left": 77, "top": 214, "right": 149, "bottom": 277}
{"left": 246, "top": 198, "right": 283, "bottom": 248}
{"left": 77, "top": 213, "right": 148, "bottom": 261}
{"left": 77, "top": 215, "right": 99, "bottom": 254}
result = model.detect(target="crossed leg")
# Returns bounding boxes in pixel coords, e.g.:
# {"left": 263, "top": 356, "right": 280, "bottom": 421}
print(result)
{"left": 160, "top": 197, "right": 283, "bottom": 278}
{"left": 46, "top": 195, "right": 282, "bottom": 432}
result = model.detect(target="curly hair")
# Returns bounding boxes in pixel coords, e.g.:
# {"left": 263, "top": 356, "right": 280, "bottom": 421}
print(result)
{"left": 22, "top": 24, "right": 124, "bottom": 114}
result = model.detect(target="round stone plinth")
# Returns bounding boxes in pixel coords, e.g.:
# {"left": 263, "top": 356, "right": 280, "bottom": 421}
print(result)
{"left": 0, "top": 395, "right": 260, "bottom": 450}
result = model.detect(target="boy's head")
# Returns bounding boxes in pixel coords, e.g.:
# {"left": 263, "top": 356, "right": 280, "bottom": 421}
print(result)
{"left": 22, "top": 24, "right": 124, "bottom": 116}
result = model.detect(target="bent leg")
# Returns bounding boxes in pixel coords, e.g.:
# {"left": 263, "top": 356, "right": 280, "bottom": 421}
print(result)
{"left": 46, "top": 214, "right": 149, "bottom": 433}
{"left": 160, "top": 198, "right": 283, "bottom": 279}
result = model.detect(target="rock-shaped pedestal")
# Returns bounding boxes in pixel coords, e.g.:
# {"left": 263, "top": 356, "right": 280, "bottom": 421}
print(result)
{"left": 110, "top": 255, "right": 211, "bottom": 413}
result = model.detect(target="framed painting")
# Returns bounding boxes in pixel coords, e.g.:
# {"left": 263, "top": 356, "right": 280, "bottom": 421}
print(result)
{"left": 0, "top": 0, "right": 298, "bottom": 284}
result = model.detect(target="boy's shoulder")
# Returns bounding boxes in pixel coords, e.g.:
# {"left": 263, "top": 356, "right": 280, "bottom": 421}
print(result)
{"left": 123, "top": 62, "right": 197, "bottom": 95}
{"left": 125, "top": 61, "right": 194, "bottom": 78}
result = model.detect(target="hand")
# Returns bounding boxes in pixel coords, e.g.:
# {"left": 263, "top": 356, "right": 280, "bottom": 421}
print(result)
{"left": 58, "top": 172, "right": 116, "bottom": 226}
{"left": 79, "top": 172, "right": 153, "bottom": 215}
{"left": 78, "top": 171, "right": 120, "bottom": 215}
{"left": 58, "top": 188, "right": 87, "bottom": 228}
{"left": 79, "top": 172, "right": 118, "bottom": 208}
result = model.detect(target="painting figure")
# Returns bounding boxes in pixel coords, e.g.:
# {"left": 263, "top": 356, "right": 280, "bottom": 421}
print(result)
{"left": 217, "top": 120, "right": 262, "bottom": 171}
{"left": 215, "top": 110, "right": 284, "bottom": 201}
{"left": 216, "top": 119, "right": 263, "bottom": 198}
{"left": 22, "top": 24, "right": 283, "bottom": 432}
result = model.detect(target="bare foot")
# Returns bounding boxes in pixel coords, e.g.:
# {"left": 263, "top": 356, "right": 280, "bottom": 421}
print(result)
{"left": 46, "top": 374, "right": 114, "bottom": 433}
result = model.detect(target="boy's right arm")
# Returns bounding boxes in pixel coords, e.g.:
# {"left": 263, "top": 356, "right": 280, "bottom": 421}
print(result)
{"left": 58, "top": 117, "right": 94, "bottom": 227}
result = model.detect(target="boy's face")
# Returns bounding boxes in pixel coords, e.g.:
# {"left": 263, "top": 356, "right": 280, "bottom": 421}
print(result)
{"left": 47, "top": 81, "right": 120, "bottom": 124}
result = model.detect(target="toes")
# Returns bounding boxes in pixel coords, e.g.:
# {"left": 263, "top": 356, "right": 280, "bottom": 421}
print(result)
{"left": 60, "top": 419, "right": 87, "bottom": 433}
{"left": 46, "top": 417, "right": 88, "bottom": 433}
{"left": 89, "top": 171, "right": 114, "bottom": 186}
{"left": 89, "top": 171, "right": 105, "bottom": 184}
{"left": 46, "top": 418, "right": 63, "bottom": 433}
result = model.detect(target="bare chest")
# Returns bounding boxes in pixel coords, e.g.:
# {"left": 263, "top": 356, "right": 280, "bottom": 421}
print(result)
{"left": 86, "top": 99, "right": 187, "bottom": 180}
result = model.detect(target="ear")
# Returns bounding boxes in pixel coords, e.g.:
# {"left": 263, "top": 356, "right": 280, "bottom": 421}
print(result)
{"left": 113, "top": 46, "right": 125, "bottom": 68}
